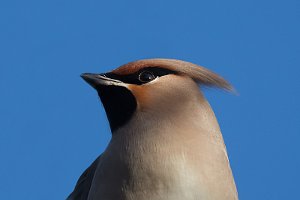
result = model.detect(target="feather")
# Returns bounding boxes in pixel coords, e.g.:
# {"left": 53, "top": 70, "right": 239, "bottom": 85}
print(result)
{"left": 112, "top": 58, "right": 233, "bottom": 91}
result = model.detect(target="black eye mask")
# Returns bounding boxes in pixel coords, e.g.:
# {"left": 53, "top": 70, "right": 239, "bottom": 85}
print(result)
{"left": 94, "top": 67, "right": 177, "bottom": 132}
{"left": 104, "top": 67, "right": 177, "bottom": 85}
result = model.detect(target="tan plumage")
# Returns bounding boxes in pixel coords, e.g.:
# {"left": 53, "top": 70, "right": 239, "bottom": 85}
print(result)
{"left": 68, "top": 58, "right": 238, "bottom": 200}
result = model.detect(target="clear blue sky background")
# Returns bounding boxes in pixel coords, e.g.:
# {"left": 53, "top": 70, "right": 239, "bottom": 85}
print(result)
{"left": 0, "top": 0, "right": 299, "bottom": 199}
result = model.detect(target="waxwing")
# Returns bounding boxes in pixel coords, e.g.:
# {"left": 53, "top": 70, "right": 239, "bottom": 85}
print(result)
{"left": 67, "top": 58, "right": 238, "bottom": 200}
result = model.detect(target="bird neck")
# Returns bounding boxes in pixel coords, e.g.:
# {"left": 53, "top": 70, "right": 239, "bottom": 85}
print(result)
{"left": 112, "top": 91, "right": 223, "bottom": 145}
{"left": 108, "top": 92, "right": 237, "bottom": 199}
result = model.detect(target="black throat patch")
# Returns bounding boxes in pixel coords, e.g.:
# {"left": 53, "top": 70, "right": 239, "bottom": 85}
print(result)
{"left": 96, "top": 85, "right": 137, "bottom": 132}
{"left": 93, "top": 67, "right": 176, "bottom": 132}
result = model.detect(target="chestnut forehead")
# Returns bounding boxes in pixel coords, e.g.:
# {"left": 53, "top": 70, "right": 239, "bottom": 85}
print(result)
{"left": 112, "top": 62, "right": 153, "bottom": 75}
{"left": 112, "top": 60, "right": 179, "bottom": 75}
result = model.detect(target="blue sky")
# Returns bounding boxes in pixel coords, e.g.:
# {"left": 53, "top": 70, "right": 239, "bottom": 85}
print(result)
{"left": 0, "top": 0, "right": 299, "bottom": 199}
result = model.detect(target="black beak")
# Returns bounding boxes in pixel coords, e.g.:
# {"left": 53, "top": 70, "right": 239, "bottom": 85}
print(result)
{"left": 81, "top": 73, "right": 103, "bottom": 88}
{"left": 81, "top": 73, "right": 123, "bottom": 89}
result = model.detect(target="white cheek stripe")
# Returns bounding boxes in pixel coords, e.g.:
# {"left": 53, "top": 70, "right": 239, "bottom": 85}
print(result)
{"left": 105, "top": 80, "right": 128, "bottom": 88}
{"left": 97, "top": 78, "right": 129, "bottom": 88}
{"left": 104, "top": 76, "right": 160, "bottom": 88}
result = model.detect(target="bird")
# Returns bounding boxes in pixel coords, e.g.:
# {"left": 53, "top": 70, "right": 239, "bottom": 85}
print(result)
{"left": 67, "top": 58, "right": 238, "bottom": 200}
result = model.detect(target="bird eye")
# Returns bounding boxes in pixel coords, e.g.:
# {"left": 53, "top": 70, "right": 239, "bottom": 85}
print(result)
{"left": 138, "top": 71, "right": 156, "bottom": 83}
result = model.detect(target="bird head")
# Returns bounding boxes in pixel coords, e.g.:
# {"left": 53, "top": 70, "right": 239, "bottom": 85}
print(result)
{"left": 81, "top": 59, "right": 232, "bottom": 132}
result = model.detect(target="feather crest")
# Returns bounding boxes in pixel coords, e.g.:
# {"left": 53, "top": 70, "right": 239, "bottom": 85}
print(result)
{"left": 113, "top": 58, "right": 233, "bottom": 91}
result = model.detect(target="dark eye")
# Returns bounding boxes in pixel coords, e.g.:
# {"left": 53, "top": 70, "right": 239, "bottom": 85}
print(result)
{"left": 138, "top": 71, "right": 156, "bottom": 83}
